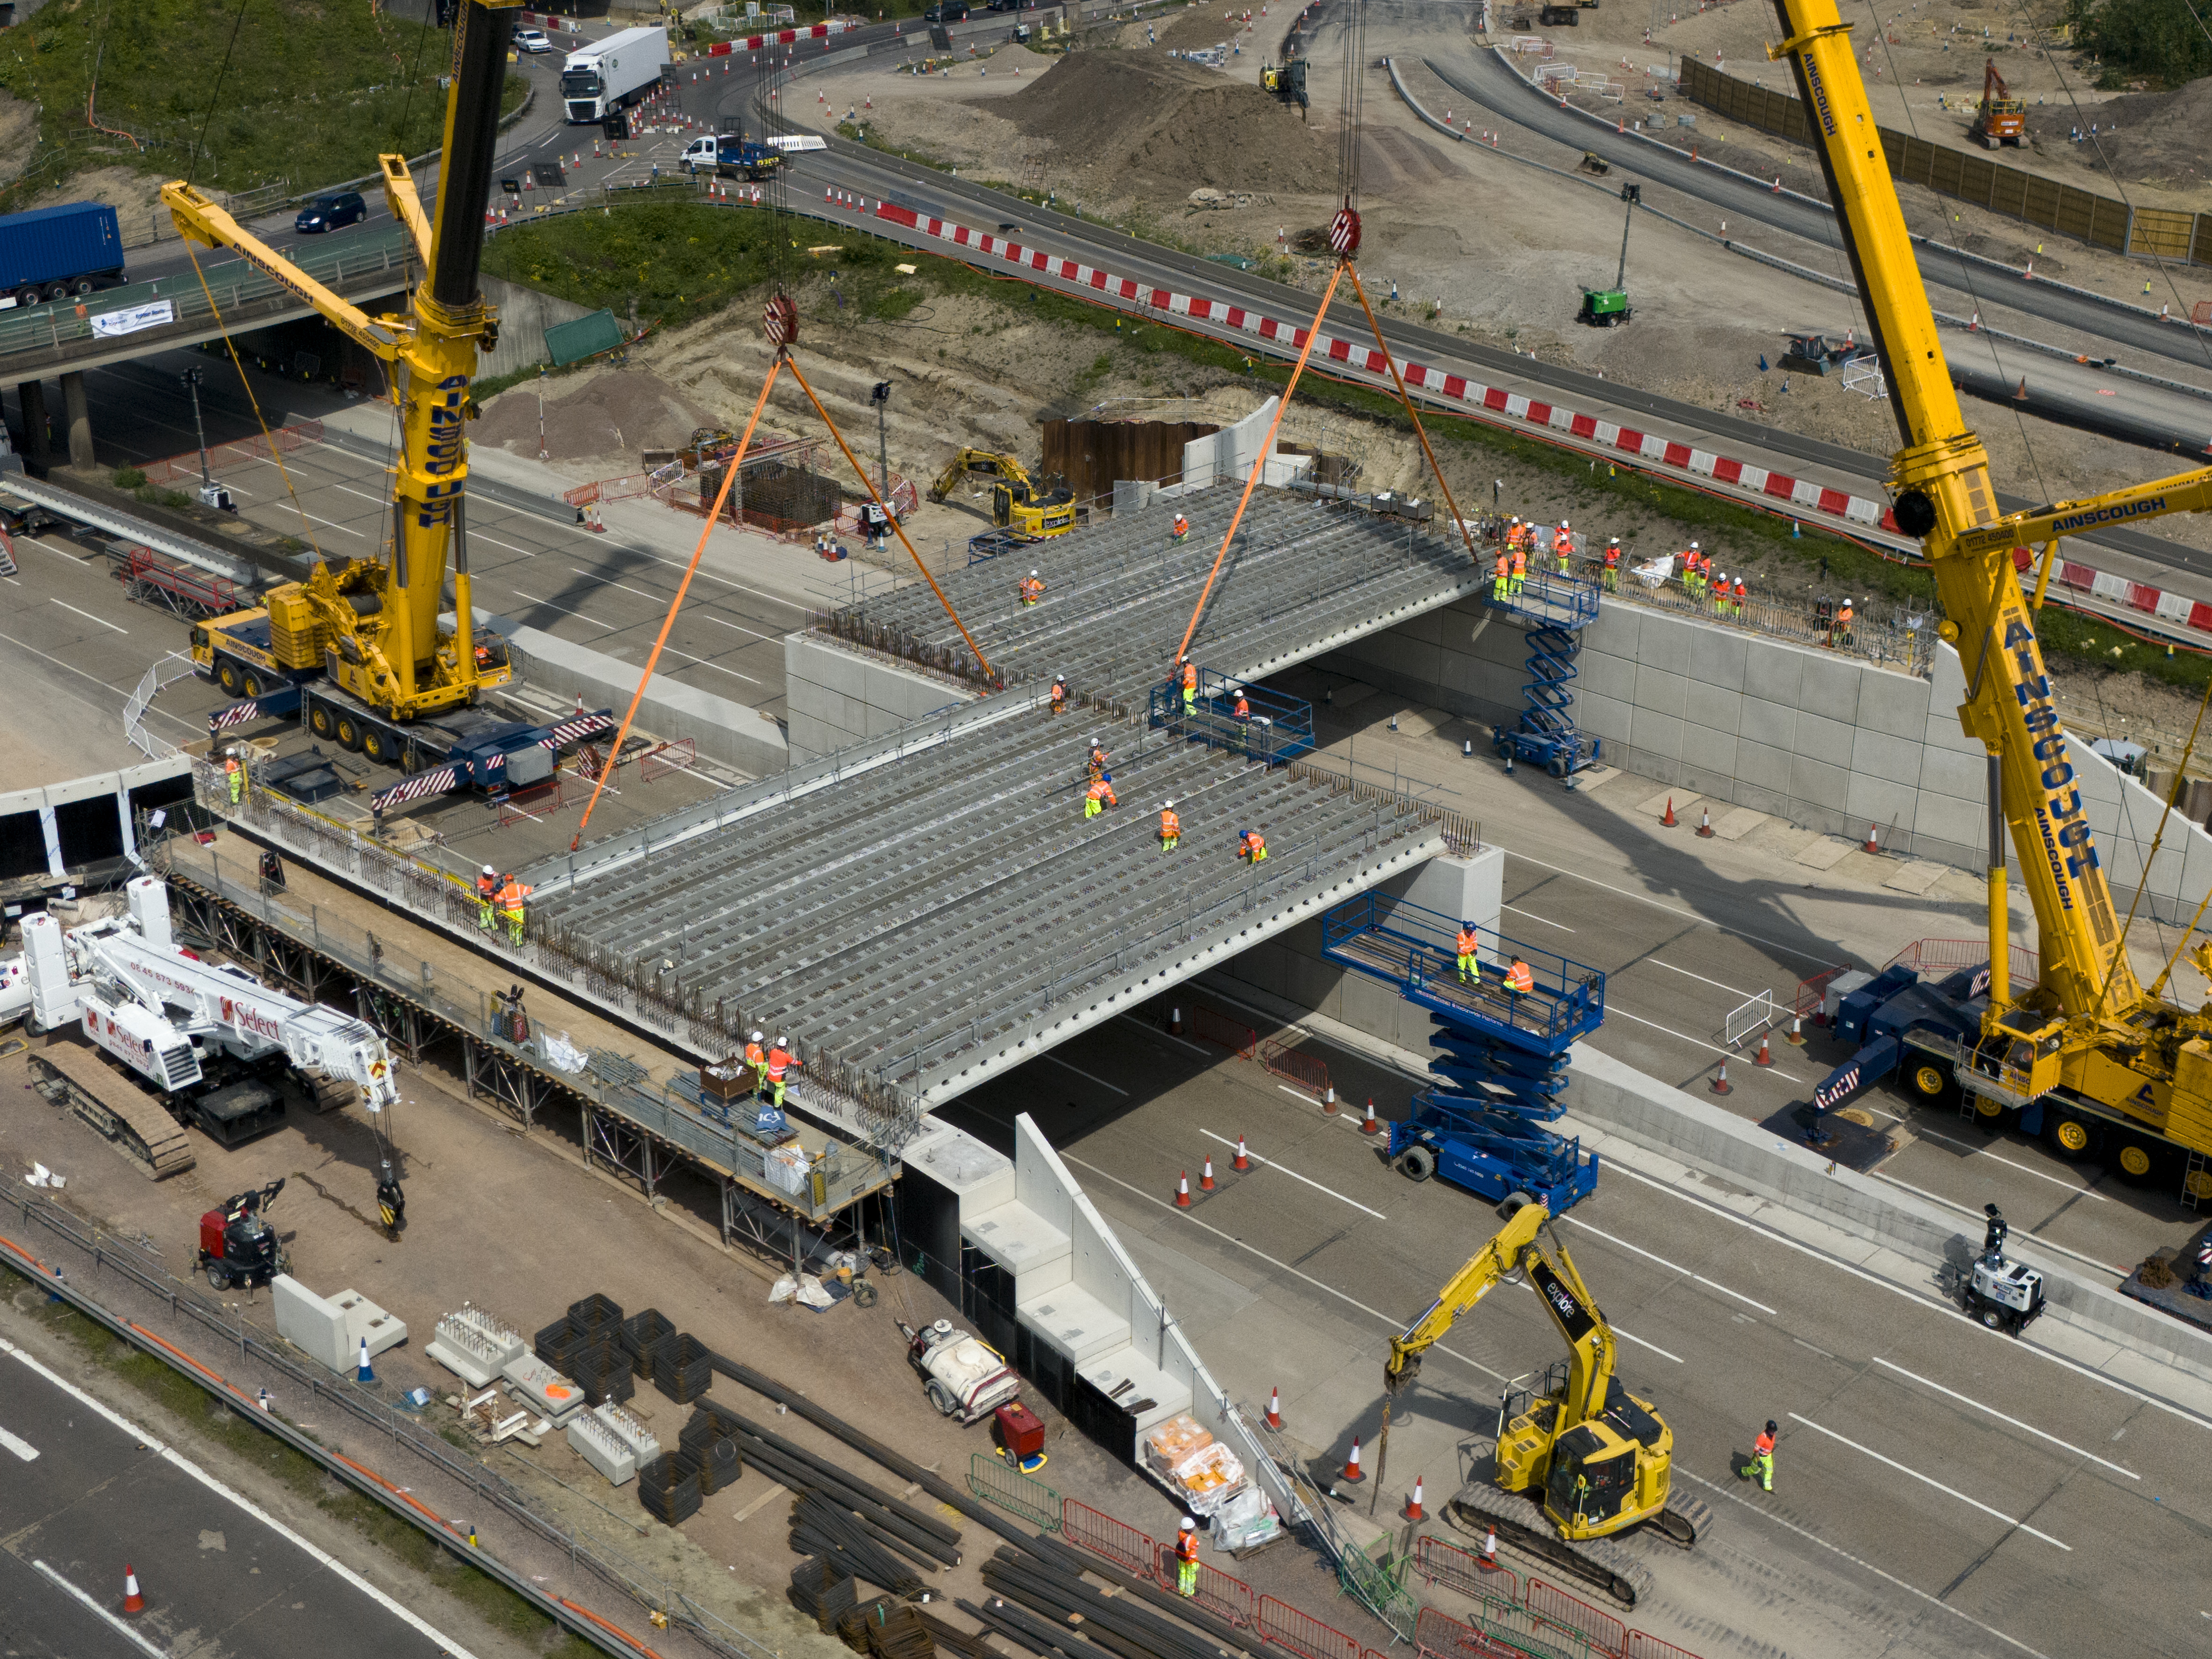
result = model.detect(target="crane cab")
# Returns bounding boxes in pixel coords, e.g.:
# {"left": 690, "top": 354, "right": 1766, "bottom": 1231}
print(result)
{"left": 1964, "top": 1006, "right": 2063, "bottom": 1110}
{"left": 1497, "top": 1368, "right": 1675, "bottom": 1540}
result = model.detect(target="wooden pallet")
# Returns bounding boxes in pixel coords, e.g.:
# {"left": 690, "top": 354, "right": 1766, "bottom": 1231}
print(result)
{"left": 29, "top": 1039, "right": 197, "bottom": 1180}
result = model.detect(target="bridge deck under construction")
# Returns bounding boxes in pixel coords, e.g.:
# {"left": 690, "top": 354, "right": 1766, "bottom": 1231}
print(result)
{"left": 511, "top": 486, "right": 1488, "bottom": 1130}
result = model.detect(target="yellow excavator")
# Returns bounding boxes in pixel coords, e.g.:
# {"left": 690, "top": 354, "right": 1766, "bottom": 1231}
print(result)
{"left": 928, "top": 448, "right": 1076, "bottom": 538}
{"left": 1770, "top": 0, "right": 2212, "bottom": 1193}
{"left": 177, "top": 0, "right": 517, "bottom": 743}
{"left": 1384, "top": 1200, "right": 1700, "bottom": 1608}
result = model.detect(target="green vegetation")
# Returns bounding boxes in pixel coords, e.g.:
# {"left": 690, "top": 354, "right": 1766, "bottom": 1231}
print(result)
{"left": 111, "top": 465, "right": 147, "bottom": 489}
{"left": 5, "top": 1271, "right": 594, "bottom": 1658}
{"left": 0, "top": 0, "right": 527, "bottom": 210}
{"left": 2069, "top": 0, "right": 2212, "bottom": 85}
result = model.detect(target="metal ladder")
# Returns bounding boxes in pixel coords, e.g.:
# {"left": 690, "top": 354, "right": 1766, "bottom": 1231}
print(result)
{"left": 1489, "top": 568, "right": 1601, "bottom": 777}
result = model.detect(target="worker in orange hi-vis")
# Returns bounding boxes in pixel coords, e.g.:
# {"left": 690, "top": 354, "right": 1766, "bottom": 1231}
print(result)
{"left": 744, "top": 1030, "right": 768, "bottom": 1098}
{"left": 1050, "top": 672, "right": 1069, "bottom": 715}
{"left": 1180, "top": 657, "right": 1198, "bottom": 714}
{"left": 1492, "top": 547, "right": 1510, "bottom": 602}
{"left": 1085, "top": 773, "right": 1118, "bottom": 818}
{"left": 1237, "top": 827, "right": 1268, "bottom": 863}
{"left": 1507, "top": 956, "right": 1535, "bottom": 997}
{"left": 496, "top": 874, "right": 533, "bottom": 946}
{"left": 1555, "top": 520, "right": 1573, "bottom": 574}
{"left": 1087, "top": 736, "right": 1109, "bottom": 779}
{"left": 765, "top": 1036, "right": 800, "bottom": 1109}
{"left": 1018, "top": 568, "right": 1044, "bottom": 605}
{"left": 1158, "top": 800, "right": 1182, "bottom": 853}
{"left": 1173, "top": 512, "right": 1190, "bottom": 543}
{"left": 1509, "top": 540, "right": 1526, "bottom": 598}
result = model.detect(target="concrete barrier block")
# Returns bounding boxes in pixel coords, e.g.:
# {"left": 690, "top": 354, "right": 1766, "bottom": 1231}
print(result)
{"left": 1686, "top": 627, "right": 1748, "bottom": 692}
{"left": 1912, "top": 790, "right": 1982, "bottom": 851}
{"left": 1632, "top": 664, "right": 1688, "bottom": 720}
{"left": 1739, "top": 695, "right": 1798, "bottom": 751}
{"left": 568, "top": 1411, "right": 638, "bottom": 1485}
{"left": 1628, "top": 707, "right": 1686, "bottom": 763}
{"left": 1855, "top": 669, "right": 1931, "bottom": 742}
{"left": 1734, "top": 779, "right": 1790, "bottom": 818}
{"left": 272, "top": 1274, "right": 349, "bottom": 1373}
{"left": 1796, "top": 710, "right": 1855, "bottom": 769}
{"left": 1684, "top": 683, "right": 1742, "bottom": 736}
{"left": 1798, "top": 653, "right": 1864, "bottom": 718}
{"left": 1635, "top": 609, "right": 1693, "bottom": 678}
{"left": 1790, "top": 754, "right": 1849, "bottom": 813}
{"left": 1850, "top": 727, "right": 1927, "bottom": 789}
{"left": 1742, "top": 635, "right": 1805, "bottom": 707}
{"left": 1680, "top": 724, "right": 1738, "bottom": 781}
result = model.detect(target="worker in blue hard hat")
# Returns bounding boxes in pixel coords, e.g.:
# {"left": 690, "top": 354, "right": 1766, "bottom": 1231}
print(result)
{"left": 1238, "top": 828, "right": 1268, "bottom": 864}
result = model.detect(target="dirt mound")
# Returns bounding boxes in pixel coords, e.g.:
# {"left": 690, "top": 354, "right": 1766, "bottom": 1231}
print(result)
{"left": 981, "top": 53, "right": 1335, "bottom": 197}
{"left": 2068, "top": 77, "right": 2212, "bottom": 189}
{"left": 475, "top": 367, "right": 718, "bottom": 465}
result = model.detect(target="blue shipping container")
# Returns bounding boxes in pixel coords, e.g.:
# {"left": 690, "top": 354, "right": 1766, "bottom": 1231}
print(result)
{"left": 0, "top": 202, "right": 126, "bottom": 304}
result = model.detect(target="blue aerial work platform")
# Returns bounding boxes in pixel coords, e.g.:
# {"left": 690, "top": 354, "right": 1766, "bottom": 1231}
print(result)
{"left": 1487, "top": 564, "right": 1603, "bottom": 779}
{"left": 1323, "top": 891, "right": 1604, "bottom": 1213}
{"left": 1148, "top": 665, "right": 1316, "bottom": 766}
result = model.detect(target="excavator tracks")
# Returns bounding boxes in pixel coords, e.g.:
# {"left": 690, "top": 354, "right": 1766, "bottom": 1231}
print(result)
{"left": 29, "top": 1041, "right": 196, "bottom": 1180}
{"left": 1652, "top": 1492, "right": 1713, "bottom": 1548}
{"left": 1443, "top": 1480, "right": 1654, "bottom": 1610}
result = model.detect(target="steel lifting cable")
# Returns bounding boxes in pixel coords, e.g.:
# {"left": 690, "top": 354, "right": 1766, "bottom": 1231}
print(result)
{"left": 570, "top": 357, "right": 785, "bottom": 848}
{"left": 181, "top": 241, "right": 327, "bottom": 564}
{"left": 1343, "top": 262, "right": 1478, "bottom": 559}
{"left": 2091, "top": 668, "right": 2212, "bottom": 1018}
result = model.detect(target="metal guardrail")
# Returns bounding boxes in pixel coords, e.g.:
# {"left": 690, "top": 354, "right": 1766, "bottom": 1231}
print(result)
{"left": 1322, "top": 891, "right": 1606, "bottom": 1047}
{"left": 0, "top": 1192, "right": 778, "bottom": 1659}
{"left": 967, "top": 1451, "right": 1061, "bottom": 1532}
{"left": 123, "top": 653, "right": 200, "bottom": 759}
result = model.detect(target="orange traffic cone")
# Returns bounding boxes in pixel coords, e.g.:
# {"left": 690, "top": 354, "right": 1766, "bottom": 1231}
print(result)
{"left": 1696, "top": 807, "right": 1713, "bottom": 838}
{"left": 1361, "top": 1098, "right": 1381, "bottom": 1134}
{"left": 1404, "top": 1475, "right": 1426, "bottom": 1522}
{"left": 1786, "top": 1015, "right": 1806, "bottom": 1046}
{"left": 1266, "top": 1387, "right": 1282, "bottom": 1428}
{"left": 1169, "top": 1006, "right": 1183, "bottom": 1036}
{"left": 1754, "top": 1033, "right": 1774, "bottom": 1066}
{"left": 1233, "top": 1135, "right": 1250, "bottom": 1171}
{"left": 1864, "top": 822, "right": 1881, "bottom": 854}
{"left": 1176, "top": 1171, "right": 1191, "bottom": 1207}
{"left": 1342, "top": 1438, "right": 1365, "bottom": 1483}
{"left": 1711, "top": 1060, "right": 1732, "bottom": 1095}
{"left": 1661, "top": 796, "right": 1677, "bottom": 828}
{"left": 123, "top": 1566, "right": 144, "bottom": 1615}
{"left": 2014, "top": 376, "right": 2029, "bottom": 400}
{"left": 1200, "top": 1156, "right": 1217, "bottom": 1191}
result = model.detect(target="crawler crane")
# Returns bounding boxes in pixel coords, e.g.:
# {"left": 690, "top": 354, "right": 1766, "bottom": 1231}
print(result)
{"left": 170, "top": 0, "right": 519, "bottom": 738}
{"left": 1771, "top": 0, "right": 2212, "bottom": 1198}
{"left": 1385, "top": 1200, "right": 1701, "bottom": 1608}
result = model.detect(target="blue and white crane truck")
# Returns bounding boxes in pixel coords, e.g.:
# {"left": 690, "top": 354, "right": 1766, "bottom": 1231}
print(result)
{"left": 191, "top": 612, "right": 611, "bottom": 817}
{"left": 0, "top": 202, "right": 126, "bottom": 310}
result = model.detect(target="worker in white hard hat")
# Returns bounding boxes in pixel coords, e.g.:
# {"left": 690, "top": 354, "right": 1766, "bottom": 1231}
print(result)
{"left": 1175, "top": 1516, "right": 1200, "bottom": 1595}
{"left": 475, "top": 865, "right": 500, "bottom": 932}
{"left": 745, "top": 1030, "right": 768, "bottom": 1098}
{"left": 1019, "top": 568, "right": 1044, "bottom": 606}
{"left": 765, "top": 1035, "right": 799, "bottom": 1109}
{"left": 1159, "top": 800, "right": 1182, "bottom": 854}
{"left": 1050, "top": 671, "right": 1069, "bottom": 715}
{"left": 1087, "top": 735, "right": 1109, "bottom": 779}
{"left": 1555, "top": 519, "right": 1573, "bottom": 574}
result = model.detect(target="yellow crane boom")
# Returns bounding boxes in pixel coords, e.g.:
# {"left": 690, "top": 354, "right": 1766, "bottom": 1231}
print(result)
{"left": 167, "top": 0, "right": 518, "bottom": 725}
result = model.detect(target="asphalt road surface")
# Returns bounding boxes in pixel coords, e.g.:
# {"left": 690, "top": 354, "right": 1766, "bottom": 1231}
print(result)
{"left": 0, "top": 1337, "right": 472, "bottom": 1659}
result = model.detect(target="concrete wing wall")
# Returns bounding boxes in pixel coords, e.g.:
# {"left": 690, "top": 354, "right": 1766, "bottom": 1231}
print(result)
{"left": 785, "top": 631, "right": 976, "bottom": 764}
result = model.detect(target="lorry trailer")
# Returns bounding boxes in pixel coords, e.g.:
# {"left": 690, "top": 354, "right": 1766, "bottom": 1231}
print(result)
{"left": 0, "top": 203, "right": 126, "bottom": 310}
{"left": 561, "top": 27, "right": 672, "bottom": 124}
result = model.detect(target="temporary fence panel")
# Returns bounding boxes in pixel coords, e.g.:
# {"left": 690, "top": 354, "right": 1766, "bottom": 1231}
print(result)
{"left": 1062, "top": 1499, "right": 1157, "bottom": 1578}
{"left": 1414, "top": 1605, "right": 1524, "bottom": 1659}
{"left": 1792, "top": 964, "right": 1849, "bottom": 1022}
{"left": 967, "top": 1451, "right": 1061, "bottom": 1532}
{"left": 1884, "top": 938, "right": 2039, "bottom": 992}
{"left": 639, "top": 738, "right": 697, "bottom": 783}
{"left": 498, "top": 774, "right": 566, "bottom": 830}
{"left": 1412, "top": 1534, "right": 1520, "bottom": 1607}
{"left": 1259, "top": 1034, "right": 1329, "bottom": 1099}
{"left": 1189, "top": 1004, "right": 1257, "bottom": 1060}
{"left": 1526, "top": 1579, "right": 1628, "bottom": 1659}
{"left": 1153, "top": 1544, "right": 1257, "bottom": 1627}
{"left": 1722, "top": 990, "right": 1777, "bottom": 1049}
{"left": 1624, "top": 1635, "right": 1708, "bottom": 1659}
{"left": 1257, "top": 1594, "right": 1365, "bottom": 1659}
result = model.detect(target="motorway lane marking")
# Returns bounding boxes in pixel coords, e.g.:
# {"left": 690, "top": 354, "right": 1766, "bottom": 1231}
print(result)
{"left": 1197, "top": 1128, "right": 1386, "bottom": 1219}
{"left": 1597, "top": 1158, "right": 2212, "bottom": 1436}
{"left": 660, "top": 646, "right": 766, "bottom": 686}
{"left": 570, "top": 565, "right": 666, "bottom": 603}
{"left": 3, "top": 1340, "right": 483, "bottom": 1658}
{"left": 298, "top": 509, "right": 367, "bottom": 537}
{"left": 31, "top": 1561, "right": 167, "bottom": 1659}
{"left": 1910, "top": 1125, "right": 2109, "bottom": 1200}
{"left": 1503, "top": 848, "right": 1842, "bottom": 966}
{"left": 1502, "top": 903, "right": 1573, "bottom": 932}
{"left": 1868, "top": 1357, "right": 2139, "bottom": 1479}
{"left": 1785, "top": 1412, "right": 2070, "bottom": 1549}
{"left": 332, "top": 483, "right": 389, "bottom": 505}
{"left": 1675, "top": 1470, "right": 2050, "bottom": 1659}
{"left": 706, "top": 614, "right": 777, "bottom": 642}
{"left": 510, "top": 590, "right": 613, "bottom": 630}
{"left": 1042, "top": 1052, "right": 1128, "bottom": 1097}
{"left": 0, "top": 1424, "right": 37, "bottom": 1460}
{"left": 1279, "top": 1083, "right": 1323, "bottom": 1104}
{"left": 472, "top": 533, "right": 541, "bottom": 558}
{"left": 1602, "top": 1002, "right": 1809, "bottom": 1085}
{"left": 51, "top": 599, "right": 127, "bottom": 635}
{"left": 1612, "top": 1328, "right": 1682, "bottom": 1363}
{"left": 1865, "top": 1171, "right": 2123, "bottom": 1274}
{"left": 1558, "top": 1215, "right": 1778, "bottom": 1314}
{"left": 1646, "top": 957, "right": 1765, "bottom": 1000}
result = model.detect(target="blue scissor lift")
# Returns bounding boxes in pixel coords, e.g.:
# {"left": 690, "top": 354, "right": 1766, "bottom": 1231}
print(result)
{"left": 1490, "top": 567, "right": 1603, "bottom": 779}
{"left": 1322, "top": 892, "right": 1604, "bottom": 1214}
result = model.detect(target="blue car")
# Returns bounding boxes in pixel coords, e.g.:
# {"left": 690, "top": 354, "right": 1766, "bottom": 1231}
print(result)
{"left": 294, "top": 192, "right": 367, "bottom": 234}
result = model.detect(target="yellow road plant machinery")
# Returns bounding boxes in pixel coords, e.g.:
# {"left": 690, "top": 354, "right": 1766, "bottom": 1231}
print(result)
{"left": 928, "top": 448, "right": 1076, "bottom": 538}
{"left": 1384, "top": 1199, "right": 1703, "bottom": 1608}
{"left": 1771, "top": 0, "right": 2212, "bottom": 1212}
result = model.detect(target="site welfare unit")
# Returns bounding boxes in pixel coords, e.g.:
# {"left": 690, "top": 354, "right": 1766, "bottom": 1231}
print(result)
{"left": 560, "top": 27, "right": 672, "bottom": 124}
{"left": 0, "top": 202, "right": 125, "bottom": 309}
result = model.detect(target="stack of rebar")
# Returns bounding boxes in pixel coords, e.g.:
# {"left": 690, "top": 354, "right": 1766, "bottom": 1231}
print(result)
{"left": 655, "top": 1333, "right": 713, "bottom": 1403}
{"left": 683, "top": 1435, "right": 744, "bottom": 1496}
{"left": 621, "top": 1307, "right": 676, "bottom": 1381}
{"left": 851, "top": 1600, "right": 937, "bottom": 1659}
{"left": 532, "top": 1316, "right": 577, "bottom": 1368}
{"left": 791, "top": 1491, "right": 928, "bottom": 1597}
{"left": 913, "top": 1608, "right": 1005, "bottom": 1659}
{"left": 791, "top": 1558, "right": 858, "bottom": 1632}
{"left": 636, "top": 1452, "right": 701, "bottom": 1526}
{"left": 569, "top": 1292, "right": 624, "bottom": 1335}
{"left": 974, "top": 1546, "right": 1242, "bottom": 1659}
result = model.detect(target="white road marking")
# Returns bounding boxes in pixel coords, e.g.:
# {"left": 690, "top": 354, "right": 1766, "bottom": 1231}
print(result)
{"left": 1042, "top": 1052, "right": 1128, "bottom": 1097}
{"left": 510, "top": 590, "right": 612, "bottom": 630}
{"left": 1502, "top": 903, "right": 1573, "bottom": 932}
{"left": 1647, "top": 958, "right": 1764, "bottom": 1000}
{"left": 659, "top": 646, "right": 765, "bottom": 686}
{"left": 1603, "top": 1003, "right": 1808, "bottom": 1084}
{"left": 1867, "top": 1172, "right": 2123, "bottom": 1274}
{"left": 471, "top": 533, "right": 541, "bottom": 558}
{"left": 0, "top": 1424, "right": 37, "bottom": 1461}
{"left": 569, "top": 565, "right": 664, "bottom": 602}
{"left": 1612, "top": 1328, "right": 1682, "bottom": 1363}
{"left": 1198, "top": 1128, "right": 1385, "bottom": 1219}
{"left": 1504, "top": 848, "right": 1842, "bottom": 966}
{"left": 3, "top": 1340, "right": 481, "bottom": 1657}
{"left": 1558, "top": 1216, "right": 1778, "bottom": 1314}
{"left": 1676, "top": 1470, "right": 2050, "bottom": 1659}
{"left": 1786, "top": 1413, "right": 2069, "bottom": 1549}
{"left": 1869, "top": 1357, "right": 2139, "bottom": 1478}
{"left": 331, "top": 483, "right": 389, "bottom": 505}
{"left": 298, "top": 510, "right": 366, "bottom": 537}
{"left": 31, "top": 1561, "right": 167, "bottom": 1659}
{"left": 1278, "top": 1083, "right": 1323, "bottom": 1104}
{"left": 51, "top": 599, "right": 127, "bottom": 635}
{"left": 706, "top": 614, "right": 776, "bottom": 642}
{"left": 1909, "top": 1125, "right": 2109, "bottom": 1200}
{"left": 1601, "top": 1155, "right": 2212, "bottom": 1436}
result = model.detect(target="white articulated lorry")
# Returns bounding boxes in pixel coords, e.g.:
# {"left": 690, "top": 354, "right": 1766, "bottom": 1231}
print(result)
{"left": 561, "top": 27, "right": 672, "bottom": 125}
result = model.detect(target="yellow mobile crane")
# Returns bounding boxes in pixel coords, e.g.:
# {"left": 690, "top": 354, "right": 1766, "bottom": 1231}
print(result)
{"left": 177, "top": 0, "right": 518, "bottom": 750}
{"left": 1384, "top": 1201, "right": 1698, "bottom": 1608}
{"left": 1775, "top": 0, "right": 2212, "bottom": 1192}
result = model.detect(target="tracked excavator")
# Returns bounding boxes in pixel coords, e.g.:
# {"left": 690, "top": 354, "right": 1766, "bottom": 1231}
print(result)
{"left": 1384, "top": 1200, "right": 1702, "bottom": 1608}
{"left": 1767, "top": 0, "right": 2212, "bottom": 1203}
{"left": 1969, "top": 57, "right": 2025, "bottom": 148}
{"left": 928, "top": 448, "right": 1076, "bottom": 538}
